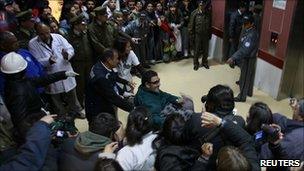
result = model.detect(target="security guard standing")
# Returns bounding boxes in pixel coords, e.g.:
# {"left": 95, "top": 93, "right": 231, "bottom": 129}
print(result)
{"left": 88, "top": 6, "right": 131, "bottom": 61}
{"left": 227, "top": 14, "right": 259, "bottom": 102}
{"left": 67, "top": 14, "right": 93, "bottom": 108}
{"left": 14, "top": 9, "right": 36, "bottom": 49}
{"left": 188, "top": 0, "right": 212, "bottom": 70}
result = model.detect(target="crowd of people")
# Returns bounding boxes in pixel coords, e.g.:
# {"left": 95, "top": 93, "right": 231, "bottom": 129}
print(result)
{"left": 0, "top": 0, "right": 303, "bottom": 171}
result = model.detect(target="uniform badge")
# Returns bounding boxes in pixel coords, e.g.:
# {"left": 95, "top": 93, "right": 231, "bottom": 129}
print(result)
{"left": 89, "top": 68, "right": 95, "bottom": 78}
{"left": 26, "top": 56, "right": 32, "bottom": 62}
{"left": 245, "top": 42, "right": 250, "bottom": 47}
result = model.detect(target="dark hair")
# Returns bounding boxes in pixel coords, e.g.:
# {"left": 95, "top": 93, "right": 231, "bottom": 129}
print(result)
{"left": 89, "top": 113, "right": 120, "bottom": 137}
{"left": 217, "top": 146, "right": 251, "bottom": 171}
{"left": 126, "top": 107, "right": 152, "bottom": 146}
{"left": 94, "top": 158, "right": 123, "bottom": 171}
{"left": 59, "top": 3, "right": 73, "bottom": 21}
{"left": 141, "top": 70, "right": 158, "bottom": 86}
{"left": 246, "top": 102, "right": 273, "bottom": 135}
{"left": 86, "top": 0, "right": 96, "bottom": 4}
{"left": 205, "top": 85, "right": 235, "bottom": 117}
{"left": 0, "top": 31, "right": 15, "bottom": 47}
{"left": 160, "top": 114, "right": 186, "bottom": 146}
{"left": 100, "top": 49, "right": 117, "bottom": 62}
{"left": 112, "top": 37, "right": 129, "bottom": 56}
{"left": 43, "top": 6, "right": 52, "bottom": 11}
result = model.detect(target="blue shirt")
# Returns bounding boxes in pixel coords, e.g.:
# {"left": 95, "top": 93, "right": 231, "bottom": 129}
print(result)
{"left": 0, "top": 49, "right": 45, "bottom": 96}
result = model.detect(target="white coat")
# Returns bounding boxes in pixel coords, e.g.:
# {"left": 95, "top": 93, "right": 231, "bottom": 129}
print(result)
{"left": 29, "top": 33, "right": 76, "bottom": 94}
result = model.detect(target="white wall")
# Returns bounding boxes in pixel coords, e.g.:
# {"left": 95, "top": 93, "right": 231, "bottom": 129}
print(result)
{"left": 254, "top": 58, "right": 282, "bottom": 99}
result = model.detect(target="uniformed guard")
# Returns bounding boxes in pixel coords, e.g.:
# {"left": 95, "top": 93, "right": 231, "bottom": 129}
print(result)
{"left": 227, "top": 14, "right": 259, "bottom": 102}
{"left": 87, "top": 6, "right": 131, "bottom": 60}
{"left": 67, "top": 14, "right": 93, "bottom": 110}
{"left": 14, "top": 9, "right": 36, "bottom": 49}
{"left": 188, "top": 0, "right": 212, "bottom": 70}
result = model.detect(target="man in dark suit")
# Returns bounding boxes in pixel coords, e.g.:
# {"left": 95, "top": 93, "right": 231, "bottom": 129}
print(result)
{"left": 85, "top": 49, "right": 134, "bottom": 123}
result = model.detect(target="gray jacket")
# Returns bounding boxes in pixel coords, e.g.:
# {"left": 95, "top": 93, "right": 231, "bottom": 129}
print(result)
{"left": 231, "top": 27, "right": 259, "bottom": 61}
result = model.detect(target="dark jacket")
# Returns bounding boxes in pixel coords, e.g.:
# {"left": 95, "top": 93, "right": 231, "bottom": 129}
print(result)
{"left": 58, "top": 131, "right": 112, "bottom": 171}
{"left": 155, "top": 145, "right": 201, "bottom": 171}
{"left": 88, "top": 20, "right": 131, "bottom": 55}
{"left": 0, "top": 121, "right": 51, "bottom": 171}
{"left": 220, "top": 119, "right": 260, "bottom": 171}
{"left": 229, "top": 10, "right": 243, "bottom": 40}
{"left": 260, "top": 113, "right": 304, "bottom": 161}
{"left": 85, "top": 62, "right": 134, "bottom": 122}
{"left": 4, "top": 71, "right": 67, "bottom": 139}
{"left": 191, "top": 118, "right": 259, "bottom": 171}
{"left": 188, "top": 8, "right": 212, "bottom": 38}
{"left": 231, "top": 27, "right": 259, "bottom": 61}
{"left": 67, "top": 30, "right": 94, "bottom": 64}
{"left": 184, "top": 113, "right": 246, "bottom": 170}
{"left": 0, "top": 95, "right": 15, "bottom": 153}
{"left": 14, "top": 27, "right": 36, "bottom": 50}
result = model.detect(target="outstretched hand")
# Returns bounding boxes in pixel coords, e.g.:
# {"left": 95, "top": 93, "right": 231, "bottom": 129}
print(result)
{"left": 65, "top": 71, "right": 79, "bottom": 77}
{"left": 40, "top": 114, "right": 57, "bottom": 124}
{"left": 226, "top": 58, "right": 234, "bottom": 65}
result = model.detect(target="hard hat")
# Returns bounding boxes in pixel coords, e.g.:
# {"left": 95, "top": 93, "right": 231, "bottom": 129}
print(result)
{"left": 0, "top": 52, "right": 27, "bottom": 74}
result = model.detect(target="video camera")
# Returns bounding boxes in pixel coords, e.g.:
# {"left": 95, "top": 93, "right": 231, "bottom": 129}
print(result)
{"left": 254, "top": 124, "right": 281, "bottom": 143}
{"left": 50, "top": 112, "right": 78, "bottom": 145}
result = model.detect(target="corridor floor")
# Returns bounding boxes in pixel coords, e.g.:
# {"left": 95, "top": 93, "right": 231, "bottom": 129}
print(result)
{"left": 76, "top": 58, "right": 292, "bottom": 132}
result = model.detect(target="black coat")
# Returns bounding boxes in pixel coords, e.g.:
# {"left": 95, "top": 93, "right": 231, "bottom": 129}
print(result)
{"left": 184, "top": 113, "right": 246, "bottom": 170}
{"left": 0, "top": 121, "right": 51, "bottom": 171}
{"left": 229, "top": 10, "right": 243, "bottom": 40}
{"left": 154, "top": 145, "right": 202, "bottom": 171}
{"left": 85, "top": 62, "right": 134, "bottom": 122}
{"left": 4, "top": 71, "right": 67, "bottom": 139}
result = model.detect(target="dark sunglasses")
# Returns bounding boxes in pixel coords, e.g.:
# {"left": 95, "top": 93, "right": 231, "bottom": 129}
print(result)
{"left": 149, "top": 79, "right": 160, "bottom": 84}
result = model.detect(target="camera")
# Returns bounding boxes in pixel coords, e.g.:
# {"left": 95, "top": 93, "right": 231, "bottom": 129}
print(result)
{"left": 254, "top": 124, "right": 280, "bottom": 143}
{"left": 50, "top": 112, "right": 78, "bottom": 145}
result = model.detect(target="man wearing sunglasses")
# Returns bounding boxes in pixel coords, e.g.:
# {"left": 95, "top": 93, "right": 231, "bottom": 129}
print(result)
{"left": 134, "top": 70, "right": 182, "bottom": 130}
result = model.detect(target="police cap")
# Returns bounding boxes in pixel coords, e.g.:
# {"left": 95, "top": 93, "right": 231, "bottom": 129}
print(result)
{"left": 70, "top": 14, "right": 86, "bottom": 25}
{"left": 16, "top": 9, "right": 33, "bottom": 22}
{"left": 93, "top": 6, "right": 107, "bottom": 16}
{"left": 243, "top": 14, "right": 254, "bottom": 24}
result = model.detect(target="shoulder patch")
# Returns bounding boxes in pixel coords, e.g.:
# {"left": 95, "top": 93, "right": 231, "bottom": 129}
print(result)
{"left": 245, "top": 42, "right": 250, "bottom": 47}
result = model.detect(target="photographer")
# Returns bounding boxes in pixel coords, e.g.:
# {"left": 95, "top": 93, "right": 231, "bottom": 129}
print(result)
{"left": 0, "top": 115, "right": 56, "bottom": 171}
{"left": 58, "top": 113, "right": 123, "bottom": 171}
{"left": 246, "top": 102, "right": 304, "bottom": 162}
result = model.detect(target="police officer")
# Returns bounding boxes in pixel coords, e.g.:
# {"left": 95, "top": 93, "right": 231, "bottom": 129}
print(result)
{"left": 85, "top": 49, "right": 134, "bottom": 123}
{"left": 14, "top": 9, "right": 36, "bottom": 49}
{"left": 188, "top": 0, "right": 212, "bottom": 70}
{"left": 67, "top": 14, "right": 93, "bottom": 110}
{"left": 227, "top": 14, "right": 259, "bottom": 102}
{"left": 228, "top": 2, "right": 246, "bottom": 68}
{"left": 87, "top": 6, "right": 132, "bottom": 60}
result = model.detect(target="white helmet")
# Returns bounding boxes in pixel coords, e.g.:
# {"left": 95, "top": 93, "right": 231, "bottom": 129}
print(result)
{"left": 0, "top": 52, "right": 28, "bottom": 74}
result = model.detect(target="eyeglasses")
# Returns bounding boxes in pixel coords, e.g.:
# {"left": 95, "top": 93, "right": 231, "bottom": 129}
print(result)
{"left": 149, "top": 79, "right": 160, "bottom": 84}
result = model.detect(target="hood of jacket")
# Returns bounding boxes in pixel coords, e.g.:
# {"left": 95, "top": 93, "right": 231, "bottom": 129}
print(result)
{"left": 74, "top": 131, "right": 112, "bottom": 155}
